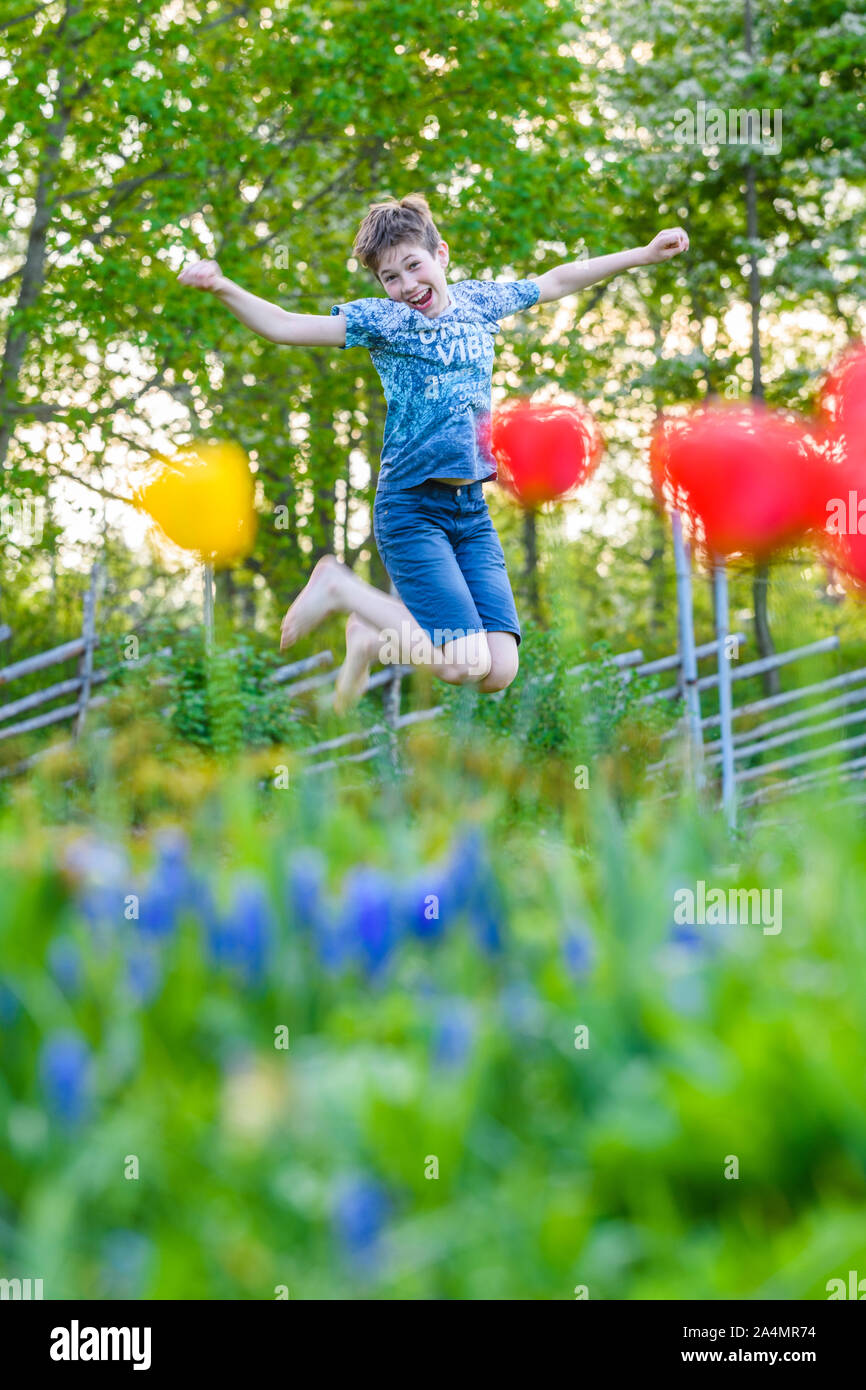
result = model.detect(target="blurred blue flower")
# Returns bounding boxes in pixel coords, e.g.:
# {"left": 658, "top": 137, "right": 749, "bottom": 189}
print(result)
{"left": 39, "top": 1031, "right": 92, "bottom": 1126}
{"left": 100, "top": 1231, "right": 153, "bottom": 1299}
{"left": 64, "top": 837, "right": 129, "bottom": 937}
{"left": 47, "top": 936, "right": 83, "bottom": 996}
{"left": 126, "top": 942, "right": 162, "bottom": 1005}
{"left": 313, "top": 908, "right": 355, "bottom": 974}
{"left": 135, "top": 876, "right": 178, "bottom": 938}
{"left": 63, "top": 837, "right": 128, "bottom": 883}
{"left": 136, "top": 834, "right": 194, "bottom": 938}
{"left": 194, "top": 878, "right": 219, "bottom": 933}
{"left": 432, "top": 1000, "right": 475, "bottom": 1069}
{"left": 286, "top": 847, "right": 329, "bottom": 932}
{"left": 499, "top": 980, "right": 544, "bottom": 1034}
{"left": 337, "top": 867, "right": 399, "bottom": 977}
{"left": 563, "top": 928, "right": 595, "bottom": 978}
{"left": 670, "top": 922, "right": 705, "bottom": 951}
{"left": 334, "top": 1176, "right": 389, "bottom": 1268}
{"left": 207, "top": 874, "right": 272, "bottom": 985}
{"left": 397, "top": 869, "right": 448, "bottom": 941}
{"left": 152, "top": 828, "right": 193, "bottom": 901}
{"left": 446, "top": 825, "right": 487, "bottom": 904}
{"left": 446, "top": 825, "right": 506, "bottom": 952}
{"left": 79, "top": 886, "right": 121, "bottom": 933}
{"left": 469, "top": 884, "right": 506, "bottom": 954}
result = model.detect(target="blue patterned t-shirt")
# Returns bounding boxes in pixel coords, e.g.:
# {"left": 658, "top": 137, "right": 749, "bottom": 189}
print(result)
{"left": 330, "top": 277, "right": 540, "bottom": 495}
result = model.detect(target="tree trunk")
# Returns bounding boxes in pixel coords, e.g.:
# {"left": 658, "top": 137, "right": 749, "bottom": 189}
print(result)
{"left": 523, "top": 508, "right": 541, "bottom": 624}
{"left": 646, "top": 506, "right": 668, "bottom": 637}
{"left": 0, "top": 56, "right": 75, "bottom": 470}
{"left": 364, "top": 397, "right": 391, "bottom": 591}
{"left": 744, "top": 0, "right": 779, "bottom": 696}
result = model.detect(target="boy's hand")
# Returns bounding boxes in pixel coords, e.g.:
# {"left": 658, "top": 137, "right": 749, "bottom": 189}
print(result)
{"left": 177, "top": 259, "right": 225, "bottom": 292}
{"left": 642, "top": 228, "right": 689, "bottom": 264}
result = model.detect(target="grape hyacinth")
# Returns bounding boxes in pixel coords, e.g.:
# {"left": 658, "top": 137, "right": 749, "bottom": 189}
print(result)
{"left": 39, "top": 1031, "right": 92, "bottom": 1126}
{"left": 206, "top": 873, "right": 272, "bottom": 986}
{"left": 136, "top": 830, "right": 195, "bottom": 938}
{"left": 333, "top": 1175, "right": 389, "bottom": 1270}
{"left": 397, "top": 866, "right": 449, "bottom": 941}
{"left": 63, "top": 837, "right": 129, "bottom": 940}
{"left": 336, "top": 866, "right": 399, "bottom": 978}
{"left": 432, "top": 999, "right": 476, "bottom": 1069}
{"left": 285, "top": 846, "right": 329, "bottom": 933}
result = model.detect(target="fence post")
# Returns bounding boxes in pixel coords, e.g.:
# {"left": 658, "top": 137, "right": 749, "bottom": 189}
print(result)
{"left": 713, "top": 558, "right": 737, "bottom": 829}
{"left": 74, "top": 563, "right": 103, "bottom": 739}
{"left": 203, "top": 562, "right": 215, "bottom": 653}
{"left": 671, "top": 510, "right": 705, "bottom": 790}
{"left": 382, "top": 580, "right": 402, "bottom": 768}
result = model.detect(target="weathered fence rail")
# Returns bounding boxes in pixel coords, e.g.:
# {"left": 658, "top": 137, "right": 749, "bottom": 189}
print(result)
{"left": 0, "top": 566, "right": 106, "bottom": 746}
{"left": 646, "top": 636, "right": 856, "bottom": 814}
{"left": 289, "top": 635, "right": 748, "bottom": 780}
{"left": 2, "top": 534, "right": 862, "bottom": 830}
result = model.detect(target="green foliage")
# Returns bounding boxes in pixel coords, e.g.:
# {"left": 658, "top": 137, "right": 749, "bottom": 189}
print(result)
{"left": 120, "top": 628, "right": 305, "bottom": 755}
{"left": 1, "top": 761, "right": 865, "bottom": 1299}
{"left": 436, "top": 619, "right": 675, "bottom": 778}
{"left": 1, "top": 0, "right": 866, "bottom": 1306}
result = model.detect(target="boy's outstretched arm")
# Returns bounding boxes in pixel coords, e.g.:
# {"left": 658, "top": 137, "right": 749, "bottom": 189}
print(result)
{"left": 529, "top": 228, "right": 689, "bottom": 304}
{"left": 176, "top": 258, "right": 347, "bottom": 346}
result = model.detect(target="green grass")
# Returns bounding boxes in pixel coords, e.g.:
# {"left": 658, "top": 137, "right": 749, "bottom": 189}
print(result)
{"left": 1, "top": 722, "right": 865, "bottom": 1300}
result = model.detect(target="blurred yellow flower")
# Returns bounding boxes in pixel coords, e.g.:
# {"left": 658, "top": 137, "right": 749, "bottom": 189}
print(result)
{"left": 221, "top": 1056, "right": 289, "bottom": 1145}
{"left": 136, "top": 440, "right": 257, "bottom": 568}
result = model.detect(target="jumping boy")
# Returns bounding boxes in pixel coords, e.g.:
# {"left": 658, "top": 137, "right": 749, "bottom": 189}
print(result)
{"left": 178, "top": 195, "right": 687, "bottom": 710}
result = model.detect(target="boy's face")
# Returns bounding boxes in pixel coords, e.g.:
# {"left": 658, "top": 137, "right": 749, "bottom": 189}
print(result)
{"left": 378, "top": 240, "right": 450, "bottom": 316}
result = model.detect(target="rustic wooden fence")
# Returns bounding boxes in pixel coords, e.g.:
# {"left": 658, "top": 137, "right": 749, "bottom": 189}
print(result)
{"left": 282, "top": 632, "right": 753, "bottom": 779}
{"left": 643, "top": 635, "right": 864, "bottom": 808}
{"left": 3, "top": 545, "right": 865, "bottom": 827}
{"left": 0, "top": 565, "right": 105, "bottom": 769}
{"left": 286, "top": 626, "right": 866, "bottom": 832}
{"left": 650, "top": 508, "right": 865, "bottom": 827}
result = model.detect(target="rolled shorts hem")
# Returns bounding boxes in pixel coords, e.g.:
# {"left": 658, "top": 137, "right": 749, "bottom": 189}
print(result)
{"left": 372, "top": 479, "right": 522, "bottom": 649}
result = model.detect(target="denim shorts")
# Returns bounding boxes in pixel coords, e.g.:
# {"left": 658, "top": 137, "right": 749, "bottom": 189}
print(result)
{"left": 372, "top": 479, "right": 522, "bottom": 648}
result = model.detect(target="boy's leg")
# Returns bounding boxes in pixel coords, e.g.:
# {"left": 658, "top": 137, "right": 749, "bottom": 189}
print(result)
{"left": 333, "top": 613, "right": 383, "bottom": 713}
{"left": 280, "top": 555, "right": 491, "bottom": 683}
{"left": 451, "top": 491, "right": 523, "bottom": 694}
{"left": 475, "top": 632, "right": 520, "bottom": 693}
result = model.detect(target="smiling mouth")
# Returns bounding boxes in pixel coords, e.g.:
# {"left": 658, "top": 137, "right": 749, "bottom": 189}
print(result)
{"left": 408, "top": 288, "right": 433, "bottom": 309}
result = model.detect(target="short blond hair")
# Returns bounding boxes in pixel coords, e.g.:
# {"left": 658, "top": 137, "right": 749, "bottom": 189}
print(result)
{"left": 351, "top": 192, "right": 442, "bottom": 280}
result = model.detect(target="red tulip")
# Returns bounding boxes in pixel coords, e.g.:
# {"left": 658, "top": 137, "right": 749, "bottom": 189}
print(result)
{"left": 488, "top": 399, "right": 603, "bottom": 508}
{"left": 813, "top": 343, "right": 866, "bottom": 589}
{"left": 650, "top": 402, "right": 828, "bottom": 559}
{"left": 818, "top": 342, "right": 866, "bottom": 447}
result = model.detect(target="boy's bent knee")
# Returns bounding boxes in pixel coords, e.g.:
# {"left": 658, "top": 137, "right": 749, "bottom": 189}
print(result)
{"left": 476, "top": 642, "right": 519, "bottom": 693}
{"left": 439, "top": 631, "right": 491, "bottom": 683}
{"left": 477, "top": 665, "right": 518, "bottom": 693}
{"left": 437, "top": 660, "right": 490, "bottom": 687}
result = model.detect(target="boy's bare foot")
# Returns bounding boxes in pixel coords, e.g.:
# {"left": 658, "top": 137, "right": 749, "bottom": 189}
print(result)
{"left": 333, "top": 613, "right": 383, "bottom": 714}
{"left": 279, "top": 555, "right": 343, "bottom": 651}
